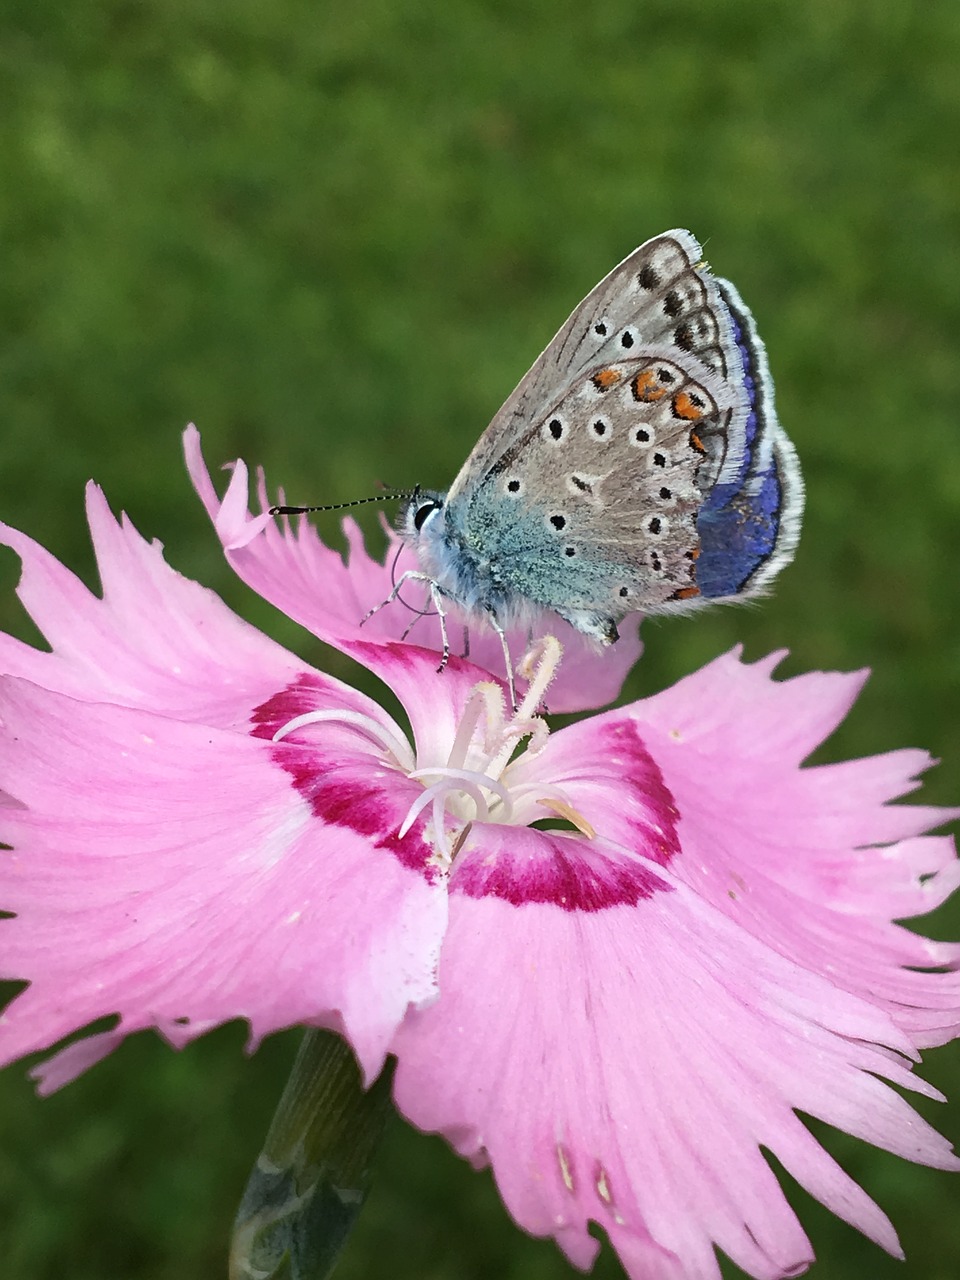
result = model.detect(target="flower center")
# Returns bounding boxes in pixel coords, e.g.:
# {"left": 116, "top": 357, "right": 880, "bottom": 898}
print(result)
{"left": 399, "top": 636, "right": 599, "bottom": 861}
{"left": 270, "top": 636, "right": 591, "bottom": 864}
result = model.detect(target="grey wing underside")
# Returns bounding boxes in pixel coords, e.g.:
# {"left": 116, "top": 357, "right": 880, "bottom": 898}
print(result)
{"left": 462, "top": 351, "right": 735, "bottom": 620}
{"left": 447, "top": 229, "right": 748, "bottom": 503}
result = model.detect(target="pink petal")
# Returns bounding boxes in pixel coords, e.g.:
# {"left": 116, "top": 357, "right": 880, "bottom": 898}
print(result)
{"left": 0, "top": 485, "right": 309, "bottom": 727}
{"left": 635, "top": 646, "right": 869, "bottom": 766}
{"left": 642, "top": 660, "right": 960, "bottom": 1047}
{"left": 0, "top": 675, "right": 446, "bottom": 1088}
{"left": 393, "top": 843, "right": 958, "bottom": 1280}
{"left": 183, "top": 425, "right": 642, "bottom": 712}
{"left": 522, "top": 650, "right": 960, "bottom": 1051}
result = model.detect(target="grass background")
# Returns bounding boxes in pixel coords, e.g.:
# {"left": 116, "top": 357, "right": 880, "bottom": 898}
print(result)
{"left": 1, "top": 0, "right": 959, "bottom": 1276}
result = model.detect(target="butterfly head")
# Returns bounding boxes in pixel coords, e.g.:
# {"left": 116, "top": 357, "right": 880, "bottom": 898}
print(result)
{"left": 398, "top": 486, "right": 497, "bottom": 621}
{"left": 400, "top": 488, "right": 446, "bottom": 542}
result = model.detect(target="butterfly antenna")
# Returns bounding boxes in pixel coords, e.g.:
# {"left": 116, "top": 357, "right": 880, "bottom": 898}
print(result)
{"left": 269, "top": 488, "right": 418, "bottom": 517}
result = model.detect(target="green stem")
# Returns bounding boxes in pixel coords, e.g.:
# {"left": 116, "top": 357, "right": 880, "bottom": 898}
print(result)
{"left": 229, "top": 1029, "right": 394, "bottom": 1280}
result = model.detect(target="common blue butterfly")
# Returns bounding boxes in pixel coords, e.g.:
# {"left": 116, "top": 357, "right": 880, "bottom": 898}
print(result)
{"left": 394, "top": 229, "right": 802, "bottom": 674}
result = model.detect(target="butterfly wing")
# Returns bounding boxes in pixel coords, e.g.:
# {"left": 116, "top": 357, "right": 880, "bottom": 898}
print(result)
{"left": 444, "top": 230, "right": 802, "bottom": 631}
{"left": 452, "top": 351, "right": 730, "bottom": 628}
{"left": 447, "top": 229, "right": 743, "bottom": 502}
{"left": 694, "top": 277, "right": 803, "bottom": 598}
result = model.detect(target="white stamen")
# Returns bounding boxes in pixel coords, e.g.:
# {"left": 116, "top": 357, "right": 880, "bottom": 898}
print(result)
{"left": 399, "top": 766, "right": 514, "bottom": 839}
{"left": 430, "top": 794, "right": 451, "bottom": 860}
{"left": 272, "top": 708, "right": 415, "bottom": 772}
{"left": 396, "top": 635, "right": 571, "bottom": 851}
{"left": 397, "top": 779, "right": 486, "bottom": 839}
{"left": 407, "top": 765, "right": 514, "bottom": 815}
{"left": 480, "top": 635, "right": 562, "bottom": 783}
{"left": 271, "top": 634, "right": 590, "bottom": 861}
{"left": 446, "top": 682, "right": 505, "bottom": 771}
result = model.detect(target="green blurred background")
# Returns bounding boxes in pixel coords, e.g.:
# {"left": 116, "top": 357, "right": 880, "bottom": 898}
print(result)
{"left": 1, "top": 0, "right": 958, "bottom": 1276}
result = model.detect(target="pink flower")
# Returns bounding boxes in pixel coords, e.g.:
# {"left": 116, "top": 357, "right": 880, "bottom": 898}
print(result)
{"left": 1, "top": 429, "right": 958, "bottom": 1280}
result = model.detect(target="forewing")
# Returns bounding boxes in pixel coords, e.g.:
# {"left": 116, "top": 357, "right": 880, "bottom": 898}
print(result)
{"left": 447, "top": 229, "right": 743, "bottom": 502}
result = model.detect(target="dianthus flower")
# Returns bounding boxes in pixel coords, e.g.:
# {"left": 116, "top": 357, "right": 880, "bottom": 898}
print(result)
{"left": 1, "top": 426, "right": 958, "bottom": 1280}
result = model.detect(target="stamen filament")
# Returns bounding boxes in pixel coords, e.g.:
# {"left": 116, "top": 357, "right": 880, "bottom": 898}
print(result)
{"left": 431, "top": 795, "right": 452, "bottom": 860}
{"left": 445, "top": 682, "right": 505, "bottom": 772}
{"left": 481, "top": 636, "right": 562, "bottom": 782}
{"left": 535, "top": 796, "right": 597, "bottom": 839}
{"left": 273, "top": 708, "right": 415, "bottom": 772}
{"left": 407, "top": 765, "right": 513, "bottom": 817}
{"left": 516, "top": 635, "right": 562, "bottom": 720}
{"left": 399, "top": 776, "right": 494, "bottom": 839}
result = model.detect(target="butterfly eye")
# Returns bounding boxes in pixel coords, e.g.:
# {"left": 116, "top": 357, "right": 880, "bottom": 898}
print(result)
{"left": 413, "top": 500, "right": 442, "bottom": 532}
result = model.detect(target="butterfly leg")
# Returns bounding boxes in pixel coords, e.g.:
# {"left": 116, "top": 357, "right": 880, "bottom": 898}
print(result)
{"left": 486, "top": 611, "right": 517, "bottom": 711}
{"left": 429, "top": 581, "right": 451, "bottom": 675}
{"left": 363, "top": 571, "right": 453, "bottom": 675}
{"left": 361, "top": 570, "right": 438, "bottom": 629}
{"left": 391, "top": 581, "right": 453, "bottom": 675}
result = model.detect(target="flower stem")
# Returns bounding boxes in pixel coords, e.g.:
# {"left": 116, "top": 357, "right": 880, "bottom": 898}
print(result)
{"left": 229, "top": 1029, "right": 394, "bottom": 1280}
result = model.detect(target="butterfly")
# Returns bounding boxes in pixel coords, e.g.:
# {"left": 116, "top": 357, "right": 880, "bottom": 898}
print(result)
{"left": 391, "top": 229, "right": 802, "bottom": 682}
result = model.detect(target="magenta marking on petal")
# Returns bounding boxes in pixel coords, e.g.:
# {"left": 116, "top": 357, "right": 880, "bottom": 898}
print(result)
{"left": 249, "top": 673, "right": 345, "bottom": 732}
{"left": 251, "top": 676, "right": 437, "bottom": 877}
{"left": 587, "top": 718, "right": 682, "bottom": 866}
{"left": 453, "top": 718, "right": 680, "bottom": 911}
{"left": 453, "top": 829, "right": 673, "bottom": 911}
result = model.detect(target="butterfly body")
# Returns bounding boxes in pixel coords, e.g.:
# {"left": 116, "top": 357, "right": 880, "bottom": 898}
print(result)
{"left": 401, "top": 230, "right": 802, "bottom": 650}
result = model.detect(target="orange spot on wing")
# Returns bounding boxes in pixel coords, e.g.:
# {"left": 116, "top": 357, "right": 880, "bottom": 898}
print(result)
{"left": 689, "top": 429, "right": 706, "bottom": 453}
{"left": 673, "top": 391, "right": 704, "bottom": 420}
{"left": 631, "top": 369, "right": 667, "bottom": 401}
{"left": 592, "top": 368, "right": 622, "bottom": 390}
{"left": 671, "top": 586, "right": 701, "bottom": 600}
